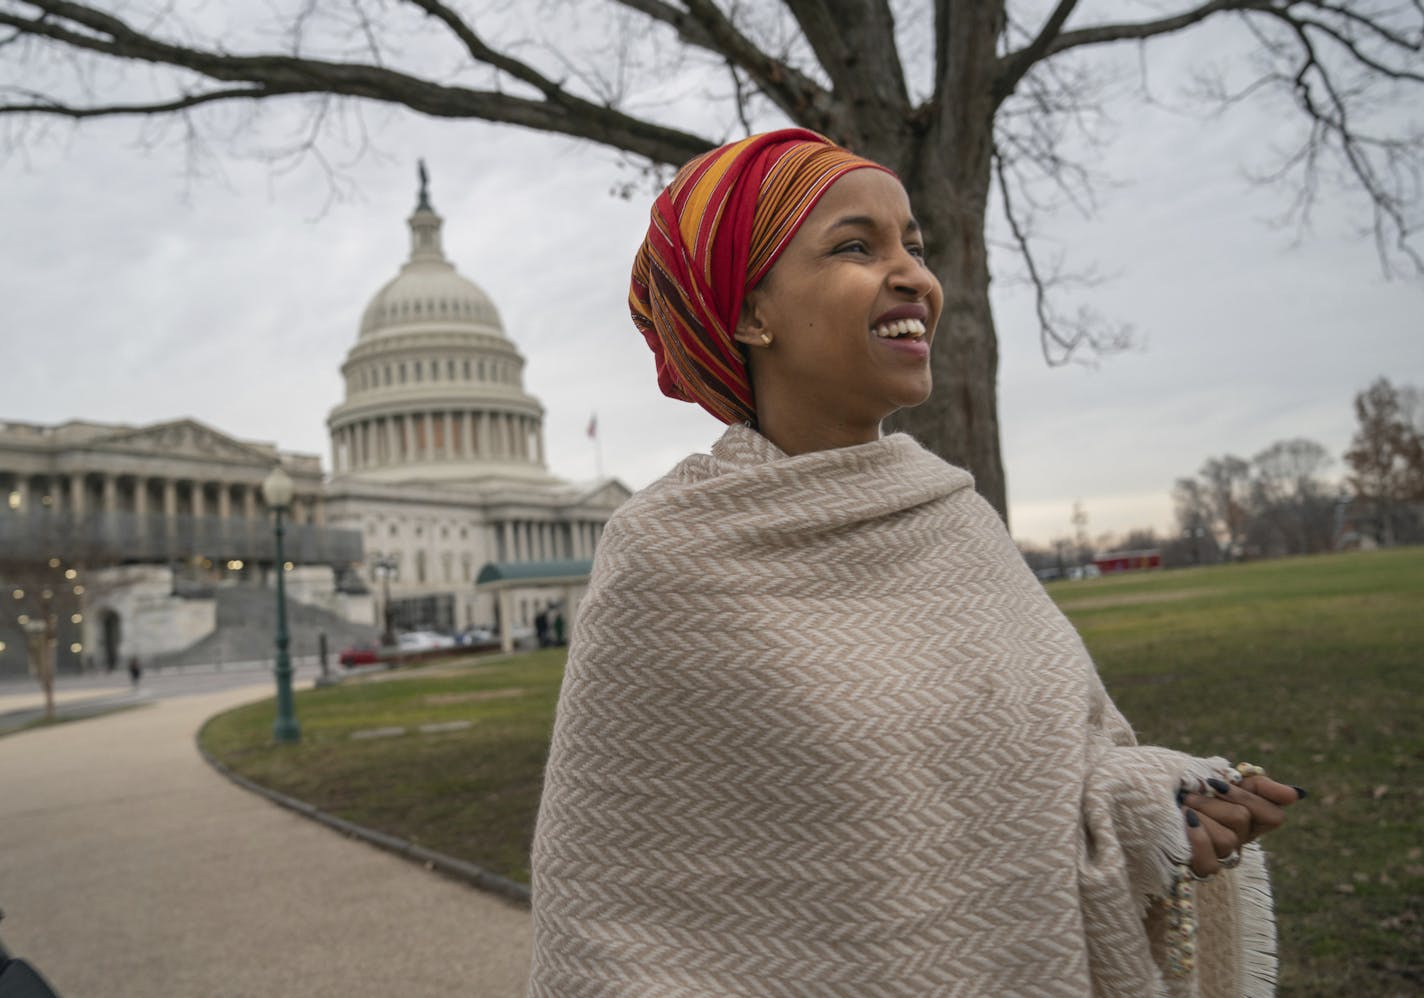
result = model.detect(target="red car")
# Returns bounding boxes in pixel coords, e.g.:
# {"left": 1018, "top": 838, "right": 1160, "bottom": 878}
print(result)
{"left": 338, "top": 643, "right": 381, "bottom": 668}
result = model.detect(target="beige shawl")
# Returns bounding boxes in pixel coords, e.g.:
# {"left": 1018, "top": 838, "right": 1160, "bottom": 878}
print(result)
{"left": 529, "top": 425, "right": 1275, "bottom": 996}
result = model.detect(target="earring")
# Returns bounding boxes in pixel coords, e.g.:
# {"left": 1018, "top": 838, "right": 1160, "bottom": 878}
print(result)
{"left": 759, "top": 332, "right": 773, "bottom": 346}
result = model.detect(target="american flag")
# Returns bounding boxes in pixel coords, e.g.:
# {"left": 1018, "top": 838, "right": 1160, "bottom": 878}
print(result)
{"left": 587, "top": 413, "right": 598, "bottom": 440}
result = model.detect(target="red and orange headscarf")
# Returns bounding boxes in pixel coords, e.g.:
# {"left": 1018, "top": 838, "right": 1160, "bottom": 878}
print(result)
{"left": 629, "top": 129, "right": 893, "bottom": 425}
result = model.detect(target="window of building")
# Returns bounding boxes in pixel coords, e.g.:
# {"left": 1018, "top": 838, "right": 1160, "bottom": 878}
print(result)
{"left": 384, "top": 366, "right": 392, "bottom": 385}
{"left": 447, "top": 359, "right": 456, "bottom": 380}
{"left": 389, "top": 523, "right": 398, "bottom": 537}
{"left": 463, "top": 359, "right": 471, "bottom": 379}
{"left": 416, "top": 550, "right": 427, "bottom": 583}
{"left": 415, "top": 362, "right": 423, "bottom": 383}
{"left": 399, "top": 363, "right": 407, "bottom": 383}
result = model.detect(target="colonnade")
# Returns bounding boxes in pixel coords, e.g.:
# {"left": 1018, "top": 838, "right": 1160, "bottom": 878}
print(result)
{"left": 496, "top": 518, "right": 603, "bottom": 563}
{"left": 1, "top": 471, "right": 324, "bottom": 526}
{"left": 331, "top": 409, "right": 543, "bottom": 473}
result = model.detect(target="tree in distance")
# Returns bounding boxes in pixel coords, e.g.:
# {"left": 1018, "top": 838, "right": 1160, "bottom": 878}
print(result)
{"left": 1, "top": 1, "right": 1421, "bottom": 520}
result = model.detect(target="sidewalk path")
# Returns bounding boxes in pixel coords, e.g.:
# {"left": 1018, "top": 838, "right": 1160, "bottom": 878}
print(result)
{"left": 0, "top": 682, "right": 532, "bottom": 997}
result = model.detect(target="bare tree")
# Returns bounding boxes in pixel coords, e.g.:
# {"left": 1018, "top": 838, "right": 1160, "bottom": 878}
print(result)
{"left": 1249, "top": 437, "right": 1335, "bottom": 554}
{"left": 1345, "top": 376, "right": 1424, "bottom": 544}
{"left": 2, "top": 1, "right": 1421, "bottom": 520}
{"left": 1172, "top": 475, "right": 1217, "bottom": 563}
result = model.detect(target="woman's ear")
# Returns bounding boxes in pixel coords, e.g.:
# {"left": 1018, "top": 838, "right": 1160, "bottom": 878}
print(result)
{"left": 733, "top": 289, "right": 773, "bottom": 348}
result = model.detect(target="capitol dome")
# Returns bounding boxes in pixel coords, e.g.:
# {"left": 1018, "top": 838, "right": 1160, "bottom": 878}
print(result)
{"left": 326, "top": 165, "right": 551, "bottom": 485}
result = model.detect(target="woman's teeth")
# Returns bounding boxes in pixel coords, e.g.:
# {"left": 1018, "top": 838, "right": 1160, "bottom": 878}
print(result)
{"left": 872, "top": 318, "right": 926, "bottom": 339}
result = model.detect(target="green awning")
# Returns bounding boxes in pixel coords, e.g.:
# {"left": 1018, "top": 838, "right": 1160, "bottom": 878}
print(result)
{"left": 474, "top": 559, "right": 593, "bottom": 589}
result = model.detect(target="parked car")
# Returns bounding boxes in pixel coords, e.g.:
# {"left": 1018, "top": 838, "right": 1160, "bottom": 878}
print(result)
{"left": 396, "top": 630, "right": 457, "bottom": 652}
{"left": 338, "top": 642, "right": 382, "bottom": 667}
{"left": 457, "top": 627, "right": 497, "bottom": 647}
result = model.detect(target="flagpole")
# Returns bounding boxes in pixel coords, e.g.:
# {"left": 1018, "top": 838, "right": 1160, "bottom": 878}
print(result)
{"left": 588, "top": 412, "right": 603, "bottom": 480}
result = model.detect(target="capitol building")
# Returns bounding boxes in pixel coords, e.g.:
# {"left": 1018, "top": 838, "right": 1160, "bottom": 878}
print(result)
{"left": 0, "top": 170, "right": 627, "bottom": 676}
{"left": 324, "top": 171, "right": 628, "bottom": 635}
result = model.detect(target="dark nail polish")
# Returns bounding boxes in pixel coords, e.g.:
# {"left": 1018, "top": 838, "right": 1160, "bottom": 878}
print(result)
{"left": 1185, "top": 809, "right": 1201, "bottom": 828}
{"left": 1207, "top": 778, "right": 1231, "bottom": 795}
{"left": 1176, "top": 788, "right": 1187, "bottom": 807}
{"left": 1293, "top": 786, "right": 1309, "bottom": 800}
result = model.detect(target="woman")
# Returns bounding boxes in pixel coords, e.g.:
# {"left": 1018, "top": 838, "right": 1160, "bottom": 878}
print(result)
{"left": 528, "top": 129, "right": 1302, "bottom": 997}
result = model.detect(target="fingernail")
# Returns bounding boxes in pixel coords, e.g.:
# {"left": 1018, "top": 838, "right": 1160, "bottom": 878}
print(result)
{"left": 1293, "top": 786, "right": 1309, "bottom": 800}
{"left": 1185, "top": 809, "right": 1201, "bottom": 828}
{"left": 1207, "top": 778, "right": 1231, "bottom": 795}
{"left": 1176, "top": 788, "right": 1187, "bottom": 807}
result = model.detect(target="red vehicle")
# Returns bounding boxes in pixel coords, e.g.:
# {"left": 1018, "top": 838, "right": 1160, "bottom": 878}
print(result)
{"left": 338, "top": 643, "right": 381, "bottom": 667}
{"left": 1093, "top": 549, "right": 1162, "bottom": 574}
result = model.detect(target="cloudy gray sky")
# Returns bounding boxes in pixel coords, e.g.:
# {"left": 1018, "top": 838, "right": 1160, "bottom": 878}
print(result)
{"left": 1, "top": 3, "right": 1419, "bottom": 546}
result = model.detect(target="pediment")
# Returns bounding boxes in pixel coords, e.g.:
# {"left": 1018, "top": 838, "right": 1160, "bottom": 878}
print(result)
{"left": 576, "top": 479, "right": 632, "bottom": 509}
{"left": 93, "top": 419, "right": 274, "bottom": 466}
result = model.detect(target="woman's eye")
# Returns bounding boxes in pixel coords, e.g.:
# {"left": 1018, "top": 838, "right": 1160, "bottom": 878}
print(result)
{"left": 834, "top": 240, "right": 869, "bottom": 255}
{"left": 906, "top": 243, "right": 926, "bottom": 259}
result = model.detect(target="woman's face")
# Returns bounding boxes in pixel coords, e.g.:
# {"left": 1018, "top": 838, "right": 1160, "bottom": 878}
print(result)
{"left": 737, "top": 168, "right": 942, "bottom": 449}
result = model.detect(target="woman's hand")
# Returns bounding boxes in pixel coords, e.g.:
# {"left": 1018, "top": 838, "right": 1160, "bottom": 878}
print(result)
{"left": 1181, "top": 775, "right": 1305, "bottom": 878}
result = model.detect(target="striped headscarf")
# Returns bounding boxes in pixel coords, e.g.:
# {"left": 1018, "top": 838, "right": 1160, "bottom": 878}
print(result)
{"left": 629, "top": 129, "right": 892, "bottom": 425}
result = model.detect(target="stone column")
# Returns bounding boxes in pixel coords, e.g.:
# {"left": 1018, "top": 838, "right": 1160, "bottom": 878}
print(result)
{"left": 69, "top": 473, "right": 86, "bottom": 517}
{"left": 500, "top": 521, "right": 511, "bottom": 562}
{"left": 385, "top": 417, "right": 397, "bottom": 465}
{"left": 478, "top": 412, "right": 490, "bottom": 457}
{"left": 163, "top": 479, "right": 178, "bottom": 520}
{"left": 133, "top": 478, "right": 147, "bottom": 517}
{"left": 217, "top": 483, "right": 232, "bottom": 521}
{"left": 536, "top": 427, "right": 546, "bottom": 467}
{"left": 464, "top": 411, "right": 475, "bottom": 457}
{"left": 443, "top": 411, "right": 454, "bottom": 460}
{"left": 191, "top": 480, "right": 206, "bottom": 520}
{"left": 243, "top": 484, "right": 257, "bottom": 520}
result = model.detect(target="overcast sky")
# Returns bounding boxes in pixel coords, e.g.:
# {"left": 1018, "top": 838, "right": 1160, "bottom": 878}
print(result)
{"left": 0, "top": 4, "right": 1419, "bottom": 547}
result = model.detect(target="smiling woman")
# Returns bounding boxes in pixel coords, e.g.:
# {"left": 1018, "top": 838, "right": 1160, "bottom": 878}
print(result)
{"left": 527, "top": 130, "right": 1304, "bottom": 998}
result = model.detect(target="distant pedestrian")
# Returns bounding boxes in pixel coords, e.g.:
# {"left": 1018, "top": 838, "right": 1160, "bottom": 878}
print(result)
{"left": 127, "top": 655, "right": 142, "bottom": 688}
{"left": 534, "top": 608, "right": 549, "bottom": 648}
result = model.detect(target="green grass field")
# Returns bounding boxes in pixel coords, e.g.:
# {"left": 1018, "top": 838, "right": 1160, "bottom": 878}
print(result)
{"left": 201, "top": 548, "right": 1423, "bottom": 996}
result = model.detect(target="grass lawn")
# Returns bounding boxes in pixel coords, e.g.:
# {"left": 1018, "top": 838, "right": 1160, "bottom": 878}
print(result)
{"left": 201, "top": 548, "right": 1422, "bottom": 996}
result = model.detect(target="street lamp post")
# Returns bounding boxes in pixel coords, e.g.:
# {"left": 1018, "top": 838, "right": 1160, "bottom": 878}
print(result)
{"left": 374, "top": 555, "right": 398, "bottom": 646}
{"left": 261, "top": 465, "right": 300, "bottom": 744}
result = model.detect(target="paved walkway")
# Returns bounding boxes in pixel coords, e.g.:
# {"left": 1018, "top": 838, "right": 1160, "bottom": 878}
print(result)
{"left": 0, "top": 681, "right": 532, "bottom": 996}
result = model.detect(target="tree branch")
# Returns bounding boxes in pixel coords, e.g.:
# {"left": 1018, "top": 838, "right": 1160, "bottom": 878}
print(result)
{"left": 996, "top": 0, "right": 1272, "bottom": 99}
{"left": 0, "top": 84, "right": 293, "bottom": 117}
{"left": 993, "top": 146, "right": 1131, "bottom": 365}
{"left": 995, "top": 0, "right": 1081, "bottom": 101}
{"left": 0, "top": 0, "right": 716, "bottom": 167}
{"left": 611, "top": 0, "right": 834, "bottom": 130}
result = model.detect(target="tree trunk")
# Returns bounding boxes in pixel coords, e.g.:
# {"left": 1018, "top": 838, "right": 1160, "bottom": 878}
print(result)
{"left": 872, "top": 3, "right": 1007, "bottom": 522}
{"left": 885, "top": 169, "right": 1005, "bottom": 523}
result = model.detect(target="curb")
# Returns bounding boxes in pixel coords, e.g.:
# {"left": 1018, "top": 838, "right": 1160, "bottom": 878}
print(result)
{"left": 196, "top": 742, "right": 531, "bottom": 907}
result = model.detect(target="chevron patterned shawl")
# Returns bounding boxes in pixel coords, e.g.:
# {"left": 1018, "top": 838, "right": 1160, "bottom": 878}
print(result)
{"left": 529, "top": 425, "right": 1276, "bottom": 997}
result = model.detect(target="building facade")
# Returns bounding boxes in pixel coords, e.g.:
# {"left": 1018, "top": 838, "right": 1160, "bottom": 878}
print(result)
{"left": 0, "top": 418, "right": 362, "bottom": 676}
{"left": 324, "top": 170, "right": 627, "bottom": 635}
